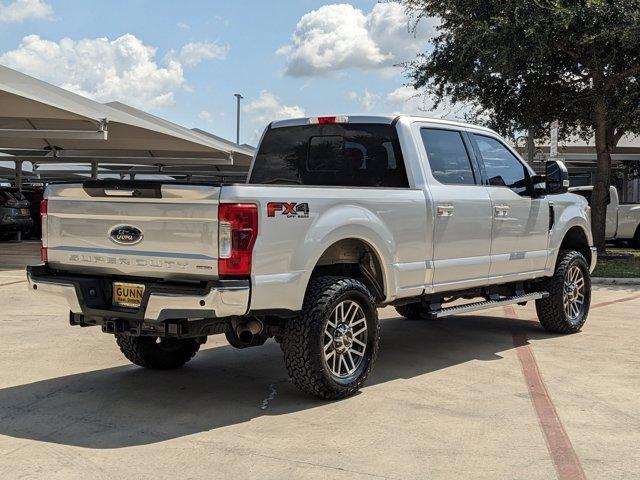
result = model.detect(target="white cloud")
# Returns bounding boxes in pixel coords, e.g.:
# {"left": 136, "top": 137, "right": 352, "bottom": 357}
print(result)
{"left": 279, "top": 2, "right": 437, "bottom": 76}
{"left": 386, "top": 85, "right": 470, "bottom": 119}
{"left": 0, "top": 0, "right": 52, "bottom": 23}
{"left": 243, "top": 90, "right": 305, "bottom": 125}
{"left": 348, "top": 88, "right": 380, "bottom": 111}
{"left": 243, "top": 90, "right": 305, "bottom": 142}
{"left": 0, "top": 34, "right": 183, "bottom": 110}
{"left": 387, "top": 85, "right": 420, "bottom": 109}
{"left": 0, "top": 34, "right": 229, "bottom": 111}
{"left": 176, "top": 21, "right": 190, "bottom": 30}
{"left": 178, "top": 41, "right": 229, "bottom": 67}
{"left": 198, "top": 110, "right": 213, "bottom": 123}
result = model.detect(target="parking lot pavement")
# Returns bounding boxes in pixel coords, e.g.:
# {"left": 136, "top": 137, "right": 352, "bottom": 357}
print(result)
{"left": 0, "top": 240, "right": 40, "bottom": 270}
{"left": 0, "top": 247, "right": 638, "bottom": 479}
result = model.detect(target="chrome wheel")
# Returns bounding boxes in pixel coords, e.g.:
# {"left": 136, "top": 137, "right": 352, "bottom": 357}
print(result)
{"left": 563, "top": 265, "right": 585, "bottom": 322}
{"left": 323, "top": 300, "right": 368, "bottom": 379}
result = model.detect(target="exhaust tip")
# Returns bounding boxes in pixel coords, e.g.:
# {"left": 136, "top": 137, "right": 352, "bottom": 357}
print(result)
{"left": 235, "top": 319, "right": 264, "bottom": 345}
{"left": 238, "top": 330, "right": 254, "bottom": 344}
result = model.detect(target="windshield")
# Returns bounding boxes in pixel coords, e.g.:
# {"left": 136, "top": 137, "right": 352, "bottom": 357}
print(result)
{"left": 249, "top": 123, "right": 409, "bottom": 188}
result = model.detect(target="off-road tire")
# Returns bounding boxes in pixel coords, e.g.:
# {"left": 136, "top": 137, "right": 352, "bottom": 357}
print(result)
{"left": 116, "top": 335, "right": 200, "bottom": 369}
{"left": 535, "top": 250, "right": 591, "bottom": 334}
{"left": 395, "top": 302, "right": 433, "bottom": 320}
{"left": 281, "top": 276, "right": 380, "bottom": 399}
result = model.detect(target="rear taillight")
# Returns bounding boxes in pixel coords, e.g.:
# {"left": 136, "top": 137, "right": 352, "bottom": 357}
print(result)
{"left": 40, "top": 199, "right": 48, "bottom": 263}
{"left": 218, "top": 203, "right": 258, "bottom": 277}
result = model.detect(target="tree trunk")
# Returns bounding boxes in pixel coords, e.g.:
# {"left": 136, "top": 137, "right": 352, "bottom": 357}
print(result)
{"left": 591, "top": 100, "right": 613, "bottom": 254}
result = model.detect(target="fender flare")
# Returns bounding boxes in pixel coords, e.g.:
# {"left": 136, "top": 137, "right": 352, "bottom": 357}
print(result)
{"left": 548, "top": 222, "right": 592, "bottom": 272}
{"left": 291, "top": 205, "right": 397, "bottom": 302}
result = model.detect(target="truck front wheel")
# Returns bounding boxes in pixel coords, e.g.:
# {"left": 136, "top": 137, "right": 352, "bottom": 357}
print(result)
{"left": 116, "top": 335, "right": 200, "bottom": 369}
{"left": 535, "top": 250, "right": 591, "bottom": 333}
{"left": 281, "top": 276, "right": 380, "bottom": 399}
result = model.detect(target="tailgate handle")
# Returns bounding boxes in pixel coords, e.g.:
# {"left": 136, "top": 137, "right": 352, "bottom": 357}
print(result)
{"left": 104, "top": 189, "right": 136, "bottom": 197}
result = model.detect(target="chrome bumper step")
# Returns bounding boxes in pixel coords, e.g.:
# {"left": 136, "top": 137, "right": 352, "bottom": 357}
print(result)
{"left": 428, "top": 292, "right": 549, "bottom": 319}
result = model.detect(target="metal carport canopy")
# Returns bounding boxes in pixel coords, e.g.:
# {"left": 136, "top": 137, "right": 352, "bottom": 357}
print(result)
{"left": 0, "top": 64, "right": 254, "bottom": 166}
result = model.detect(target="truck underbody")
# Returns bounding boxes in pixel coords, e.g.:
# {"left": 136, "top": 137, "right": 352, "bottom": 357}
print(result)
{"left": 29, "top": 262, "right": 563, "bottom": 345}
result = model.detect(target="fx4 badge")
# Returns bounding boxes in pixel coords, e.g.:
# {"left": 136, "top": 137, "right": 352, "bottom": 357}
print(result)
{"left": 267, "top": 202, "right": 310, "bottom": 218}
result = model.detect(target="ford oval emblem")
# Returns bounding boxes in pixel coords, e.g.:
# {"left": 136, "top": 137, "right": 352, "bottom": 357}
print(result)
{"left": 109, "top": 225, "right": 143, "bottom": 245}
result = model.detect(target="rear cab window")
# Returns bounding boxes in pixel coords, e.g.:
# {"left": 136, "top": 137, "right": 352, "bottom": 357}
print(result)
{"left": 249, "top": 123, "right": 409, "bottom": 187}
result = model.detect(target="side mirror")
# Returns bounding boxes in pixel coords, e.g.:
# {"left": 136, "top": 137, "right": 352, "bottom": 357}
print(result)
{"left": 546, "top": 160, "right": 569, "bottom": 194}
{"left": 531, "top": 175, "right": 546, "bottom": 197}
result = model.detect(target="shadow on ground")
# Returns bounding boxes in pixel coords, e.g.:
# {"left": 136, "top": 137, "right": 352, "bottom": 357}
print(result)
{"left": 0, "top": 314, "right": 555, "bottom": 449}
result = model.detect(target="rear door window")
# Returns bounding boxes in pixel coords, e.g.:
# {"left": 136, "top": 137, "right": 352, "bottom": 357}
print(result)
{"left": 420, "top": 129, "right": 476, "bottom": 185}
{"left": 249, "top": 123, "right": 408, "bottom": 187}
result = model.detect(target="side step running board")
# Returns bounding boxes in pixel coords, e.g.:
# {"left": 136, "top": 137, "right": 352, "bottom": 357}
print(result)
{"left": 428, "top": 292, "right": 549, "bottom": 319}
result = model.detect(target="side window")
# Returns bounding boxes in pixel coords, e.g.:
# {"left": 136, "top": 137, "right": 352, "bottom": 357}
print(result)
{"left": 420, "top": 129, "right": 476, "bottom": 185}
{"left": 473, "top": 135, "right": 528, "bottom": 195}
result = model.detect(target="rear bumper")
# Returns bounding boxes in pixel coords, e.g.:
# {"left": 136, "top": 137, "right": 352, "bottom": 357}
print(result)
{"left": 589, "top": 246, "right": 598, "bottom": 273}
{"left": 26, "top": 265, "right": 249, "bottom": 322}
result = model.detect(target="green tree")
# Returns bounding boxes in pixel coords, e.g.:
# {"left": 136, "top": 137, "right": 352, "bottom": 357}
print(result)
{"left": 404, "top": 0, "right": 640, "bottom": 252}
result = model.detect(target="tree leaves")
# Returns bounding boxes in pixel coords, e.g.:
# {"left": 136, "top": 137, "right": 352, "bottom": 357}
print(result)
{"left": 404, "top": 0, "right": 640, "bottom": 140}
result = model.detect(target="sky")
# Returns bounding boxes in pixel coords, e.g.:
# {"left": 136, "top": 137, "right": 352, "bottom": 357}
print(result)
{"left": 0, "top": 0, "right": 453, "bottom": 146}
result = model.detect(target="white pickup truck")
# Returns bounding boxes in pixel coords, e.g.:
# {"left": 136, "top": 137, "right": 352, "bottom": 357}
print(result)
{"left": 27, "top": 115, "right": 596, "bottom": 399}
{"left": 570, "top": 185, "right": 640, "bottom": 248}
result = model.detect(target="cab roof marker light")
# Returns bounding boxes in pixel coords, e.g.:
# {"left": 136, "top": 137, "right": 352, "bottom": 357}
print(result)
{"left": 308, "top": 116, "right": 349, "bottom": 125}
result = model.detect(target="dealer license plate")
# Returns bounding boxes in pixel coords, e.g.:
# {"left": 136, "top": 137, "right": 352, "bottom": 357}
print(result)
{"left": 112, "top": 282, "right": 145, "bottom": 308}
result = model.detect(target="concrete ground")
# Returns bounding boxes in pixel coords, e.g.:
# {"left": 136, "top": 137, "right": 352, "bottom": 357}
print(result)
{"left": 0, "top": 241, "right": 639, "bottom": 479}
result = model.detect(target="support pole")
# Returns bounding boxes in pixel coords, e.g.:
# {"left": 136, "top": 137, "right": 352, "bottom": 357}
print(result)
{"left": 14, "top": 160, "right": 23, "bottom": 242}
{"left": 526, "top": 129, "right": 536, "bottom": 172}
{"left": 234, "top": 93, "right": 243, "bottom": 145}
{"left": 91, "top": 161, "right": 98, "bottom": 180}
{"left": 550, "top": 120, "right": 559, "bottom": 160}
{"left": 15, "top": 160, "right": 23, "bottom": 192}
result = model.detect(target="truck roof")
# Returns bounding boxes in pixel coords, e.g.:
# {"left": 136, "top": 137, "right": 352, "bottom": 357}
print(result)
{"left": 269, "top": 115, "right": 498, "bottom": 135}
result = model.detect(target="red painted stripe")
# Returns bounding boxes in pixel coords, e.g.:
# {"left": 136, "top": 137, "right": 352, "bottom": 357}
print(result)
{"left": 0, "top": 280, "right": 26, "bottom": 287}
{"left": 591, "top": 293, "right": 640, "bottom": 310}
{"left": 504, "top": 306, "right": 587, "bottom": 480}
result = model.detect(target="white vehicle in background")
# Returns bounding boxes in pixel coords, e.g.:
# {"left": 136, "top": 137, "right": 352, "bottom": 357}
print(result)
{"left": 570, "top": 185, "right": 640, "bottom": 248}
{"left": 28, "top": 115, "right": 596, "bottom": 399}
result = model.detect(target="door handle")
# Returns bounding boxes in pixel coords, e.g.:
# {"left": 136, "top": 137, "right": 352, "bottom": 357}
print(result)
{"left": 436, "top": 204, "right": 455, "bottom": 217}
{"left": 494, "top": 205, "right": 510, "bottom": 217}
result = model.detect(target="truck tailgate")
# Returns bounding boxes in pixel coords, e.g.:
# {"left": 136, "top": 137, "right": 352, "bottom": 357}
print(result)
{"left": 45, "top": 182, "right": 220, "bottom": 280}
